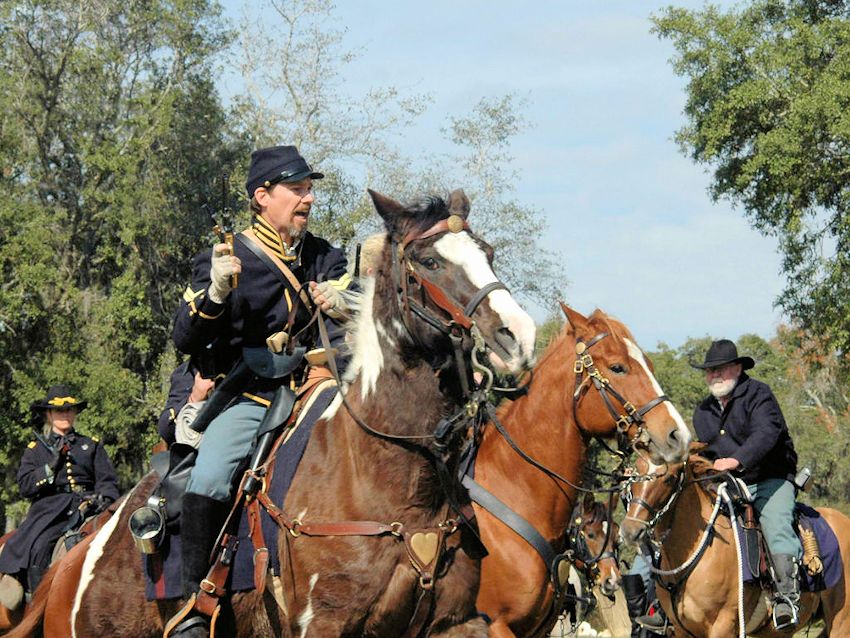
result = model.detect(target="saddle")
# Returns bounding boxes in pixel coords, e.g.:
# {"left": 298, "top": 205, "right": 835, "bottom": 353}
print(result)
{"left": 715, "top": 478, "right": 833, "bottom": 592}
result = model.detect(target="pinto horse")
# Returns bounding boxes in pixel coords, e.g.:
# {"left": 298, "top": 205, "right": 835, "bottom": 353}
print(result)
{"left": 10, "top": 189, "right": 536, "bottom": 638}
{"left": 471, "top": 305, "right": 691, "bottom": 638}
{"left": 620, "top": 451, "right": 850, "bottom": 637}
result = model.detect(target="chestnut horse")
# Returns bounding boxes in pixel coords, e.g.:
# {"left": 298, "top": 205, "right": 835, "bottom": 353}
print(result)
{"left": 471, "top": 305, "right": 691, "bottom": 638}
{"left": 620, "top": 452, "right": 850, "bottom": 637}
{"left": 0, "top": 497, "right": 121, "bottom": 635}
{"left": 568, "top": 492, "right": 622, "bottom": 599}
{"left": 10, "top": 189, "right": 536, "bottom": 638}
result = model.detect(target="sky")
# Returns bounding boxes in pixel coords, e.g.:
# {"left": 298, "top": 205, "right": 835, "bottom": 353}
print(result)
{"left": 222, "top": 0, "right": 785, "bottom": 350}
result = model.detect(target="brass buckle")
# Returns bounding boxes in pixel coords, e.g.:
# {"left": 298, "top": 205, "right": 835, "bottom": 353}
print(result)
{"left": 390, "top": 521, "right": 404, "bottom": 537}
{"left": 289, "top": 519, "right": 302, "bottom": 537}
{"left": 574, "top": 360, "right": 584, "bottom": 374}
{"left": 624, "top": 401, "right": 637, "bottom": 416}
{"left": 616, "top": 415, "right": 631, "bottom": 432}
{"left": 199, "top": 578, "right": 217, "bottom": 595}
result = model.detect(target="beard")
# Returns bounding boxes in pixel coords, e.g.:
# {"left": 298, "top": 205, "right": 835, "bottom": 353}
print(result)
{"left": 709, "top": 377, "right": 737, "bottom": 399}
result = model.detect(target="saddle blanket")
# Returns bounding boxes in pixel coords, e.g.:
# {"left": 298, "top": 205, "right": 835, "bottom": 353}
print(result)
{"left": 739, "top": 502, "right": 841, "bottom": 592}
{"left": 143, "top": 384, "right": 338, "bottom": 600}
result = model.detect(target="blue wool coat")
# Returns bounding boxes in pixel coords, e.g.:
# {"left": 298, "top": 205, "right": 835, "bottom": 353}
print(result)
{"left": 0, "top": 430, "right": 119, "bottom": 574}
{"left": 693, "top": 374, "right": 797, "bottom": 484}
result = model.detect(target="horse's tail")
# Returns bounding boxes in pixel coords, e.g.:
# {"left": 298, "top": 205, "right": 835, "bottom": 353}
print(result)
{"left": 3, "top": 560, "right": 59, "bottom": 638}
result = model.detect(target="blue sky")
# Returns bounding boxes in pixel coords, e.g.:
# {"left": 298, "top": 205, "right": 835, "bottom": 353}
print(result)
{"left": 222, "top": 0, "right": 784, "bottom": 350}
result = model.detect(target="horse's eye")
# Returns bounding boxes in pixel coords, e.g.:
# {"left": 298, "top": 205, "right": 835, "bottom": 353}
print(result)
{"left": 609, "top": 363, "right": 627, "bottom": 375}
{"left": 420, "top": 257, "right": 440, "bottom": 271}
{"left": 586, "top": 532, "right": 596, "bottom": 540}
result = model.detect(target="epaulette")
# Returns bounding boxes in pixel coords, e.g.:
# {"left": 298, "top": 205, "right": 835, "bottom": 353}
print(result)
{"left": 27, "top": 441, "right": 37, "bottom": 449}
{"left": 91, "top": 436, "right": 100, "bottom": 443}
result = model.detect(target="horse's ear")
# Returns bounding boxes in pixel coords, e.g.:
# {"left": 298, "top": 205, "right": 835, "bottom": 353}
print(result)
{"left": 560, "top": 302, "right": 590, "bottom": 333}
{"left": 689, "top": 441, "right": 708, "bottom": 455}
{"left": 447, "top": 189, "right": 470, "bottom": 219}
{"left": 582, "top": 491, "right": 595, "bottom": 513}
{"left": 368, "top": 189, "right": 409, "bottom": 236}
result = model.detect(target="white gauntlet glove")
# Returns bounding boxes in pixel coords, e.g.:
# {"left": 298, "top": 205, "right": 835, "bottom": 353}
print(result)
{"left": 174, "top": 401, "right": 204, "bottom": 449}
{"left": 310, "top": 280, "right": 348, "bottom": 319}
{"left": 208, "top": 243, "right": 241, "bottom": 304}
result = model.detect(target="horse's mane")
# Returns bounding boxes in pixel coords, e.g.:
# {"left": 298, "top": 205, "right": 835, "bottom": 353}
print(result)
{"left": 583, "top": 500, "right": 610, "bottom": 526}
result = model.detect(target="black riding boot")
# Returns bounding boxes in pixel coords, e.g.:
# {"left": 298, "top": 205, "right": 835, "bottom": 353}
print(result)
{"left": 771, "top": 553, "right": 800, "bottom": 630}
{"left": 166, "top": 493, "right": 230, "bottom": 638}
{"left": 623, "top": 573, "right": 648, "bottom": 638}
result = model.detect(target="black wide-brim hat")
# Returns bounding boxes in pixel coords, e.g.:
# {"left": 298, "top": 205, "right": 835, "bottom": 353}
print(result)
{"left": 690, "top": 339, "right": 755, "bottom": 371}
{"left": 30, "top": 384, "right": 88, "bottom": 411}
{"left": 245, "top": 145, "right": 324, "bottom": 197}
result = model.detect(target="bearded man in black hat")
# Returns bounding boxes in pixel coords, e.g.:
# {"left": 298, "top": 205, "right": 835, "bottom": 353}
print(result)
{"left": 0, "top": 384, "right": 119, "bottom": 597}
{"left": 168, "top": 145, "right": 354, "bottom": 637}
{"left": 692, "top": 339, "right": 801, "bottom": 630}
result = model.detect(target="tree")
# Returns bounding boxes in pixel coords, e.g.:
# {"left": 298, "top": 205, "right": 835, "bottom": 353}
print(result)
{"left": 229, "top": 1, "right": 563, "bottom": 307}
{"left": 653, "top": 1, "right": 850, "bottom": 364}
{"left": 0, "top": 0, "right": 239, "bottom": 525}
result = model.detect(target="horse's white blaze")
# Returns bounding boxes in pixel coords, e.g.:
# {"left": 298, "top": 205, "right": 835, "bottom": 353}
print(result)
{"left": 71, "top": 490, "right": 135, "bottom": 637}
{"left": 298, "top": 573, "right": 320, "bottom": 637}
{"left": 345, "top": 277, "right": 384, "bottom": 399}
{"left": 624, "top": 338, "right": 691, "bottom": 458}
{"left": 433, "top": 232, "right": 536, "bottom": 364}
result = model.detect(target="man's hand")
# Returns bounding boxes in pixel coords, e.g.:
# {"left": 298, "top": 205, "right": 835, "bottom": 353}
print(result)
{"left": 309, "top": 281, "right": 346, "bottom": 318}
{"left": 209, "top": 243, "right": 241, "bottom": 304}
{"left": 188, "top": 373, "right": 215, "bottom": 403}
{"left": 713, "top": 457, "right": 741, "bottom": 472}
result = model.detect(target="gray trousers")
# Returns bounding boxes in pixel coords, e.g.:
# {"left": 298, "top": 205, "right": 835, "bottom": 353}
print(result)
{"left": 186, "top": 398, "right": 266, "bottom": 502}
{"left": 747, "top": 478, "right": 802, "bottom": 558}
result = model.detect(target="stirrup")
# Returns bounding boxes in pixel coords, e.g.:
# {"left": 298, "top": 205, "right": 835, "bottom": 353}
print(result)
{"left": 772, "top": 596, "right": 799, "bottom": 631}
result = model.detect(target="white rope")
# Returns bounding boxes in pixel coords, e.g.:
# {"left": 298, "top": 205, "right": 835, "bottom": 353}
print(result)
{"left": 650, "top": 490, "right": 724, "bottom": 577}
{"left": 718, "top": 484, "right": 747, "bottom": 638}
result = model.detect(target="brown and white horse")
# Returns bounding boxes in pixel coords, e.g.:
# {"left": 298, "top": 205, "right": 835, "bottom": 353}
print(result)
{"left": 620, "top": 451, "right": 850, "bottom": 637}
{"left": 472, "top": 305, "right": 691, "bottom": 638}
{"left": 10, "top": 189, "right": 536, "bottom": 638}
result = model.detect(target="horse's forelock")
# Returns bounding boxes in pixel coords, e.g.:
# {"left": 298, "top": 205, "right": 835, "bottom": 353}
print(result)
{"left": 398, "top": 195, "right": 450, "bottom": 240}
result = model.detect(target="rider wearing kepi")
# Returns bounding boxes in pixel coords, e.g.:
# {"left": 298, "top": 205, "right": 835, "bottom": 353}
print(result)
{"left": 0, "top": 385, "right": 119, "bottom": 598}
{"left": 692, "top": 339, "right": 802, "bottom": 629}
{"left": 166, "top": 145, "right": 354, "bottom": 637}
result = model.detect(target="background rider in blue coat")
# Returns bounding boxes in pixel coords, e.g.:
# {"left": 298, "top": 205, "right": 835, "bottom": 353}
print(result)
{"left": 0, "top": 384, "right": 119, "bottom": 595}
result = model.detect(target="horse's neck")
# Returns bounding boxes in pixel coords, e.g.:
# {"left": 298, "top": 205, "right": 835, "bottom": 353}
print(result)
{"left": 658, "top": 474, "right": 717, "bottom": 565}
{"left": 479, "top": 333, "right": 585, "bottom": 528}
{"left": 329, "top": 285, "right": 461, "bottom": 517}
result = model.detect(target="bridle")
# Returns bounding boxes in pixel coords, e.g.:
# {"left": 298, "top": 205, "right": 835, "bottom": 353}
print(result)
{"left": 621, "top": 464, "right": 684, "bottom": 532}
{"left": 567, "top": 501, "right": 620, "bottom": 584}
{"left": 572, "top": 332, "right": 672, "bottom": 456}
{"left": 393, "top": 215, "right": 506, "bottom": 342}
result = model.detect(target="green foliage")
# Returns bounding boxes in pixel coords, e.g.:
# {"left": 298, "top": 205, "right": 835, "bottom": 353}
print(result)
{"left": 0, "top": 0, "right": 241, "bottom": 525}
{"left": 653, "top": 0, "right": 850, "bottom": 366}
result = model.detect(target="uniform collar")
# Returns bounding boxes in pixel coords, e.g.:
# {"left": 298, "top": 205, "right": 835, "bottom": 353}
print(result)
{"left": 251, "top": 215, "right": 301, "bottom": 262}
{"left": 49, "top": 429, "right": 76, "bottom": 442}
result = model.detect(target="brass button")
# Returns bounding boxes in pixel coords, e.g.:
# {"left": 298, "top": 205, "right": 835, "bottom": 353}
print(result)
{"left": 720, "top": 429, "right": 725, "bottom": 435}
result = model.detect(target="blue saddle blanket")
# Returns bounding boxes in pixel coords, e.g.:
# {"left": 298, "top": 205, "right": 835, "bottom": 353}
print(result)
{"left": 143, "top": 385, "right": 338, "bottom": 600}
{"left": 739, "top": 502, "right": 841, "bottom": 592}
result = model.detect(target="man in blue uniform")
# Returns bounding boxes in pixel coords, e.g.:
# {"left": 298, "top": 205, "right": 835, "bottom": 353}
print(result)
{"left": 0, "top": 384, "right": 119, "bottom": 594}
{"left": 167, "top": 145, "right": 353, "bottom": 637}
{"left": 692, "top": 339, "right": 801, "bottom": 629}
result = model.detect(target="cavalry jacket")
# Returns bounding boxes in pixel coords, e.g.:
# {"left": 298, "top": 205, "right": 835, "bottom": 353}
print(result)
{"left": 693, "top": 374, "right": 797, "bottom": 485}
{"left": 172, "top": 226, "right": 352, "bottom": 403}
{"left": 0, "top": 430, "right": 119, "bottom": 574}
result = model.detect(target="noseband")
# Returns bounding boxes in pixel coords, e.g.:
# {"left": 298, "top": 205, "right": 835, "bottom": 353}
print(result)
{"left": 572, "top": 332, "right": 671, "bottom": 455}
